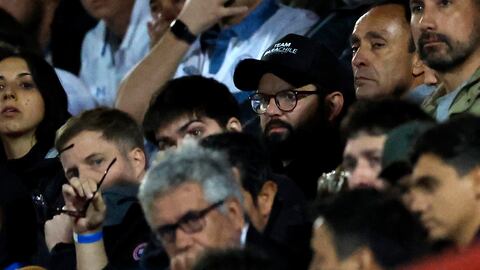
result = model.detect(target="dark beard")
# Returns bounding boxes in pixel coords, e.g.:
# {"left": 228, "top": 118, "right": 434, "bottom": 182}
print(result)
{"left": 263, "top": 113, "right": 331, "bottom": 163}
{"left": 263, "top": 119, "right": 297, "bottom": 162}
{"left": 418, "top": 26, "right": 480, "bottom": 72}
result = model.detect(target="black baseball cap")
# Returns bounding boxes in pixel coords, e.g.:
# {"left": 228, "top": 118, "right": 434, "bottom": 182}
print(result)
{"left": 379, "top": 121, "right": 434, "bottom": 184}
{"left": 233, "top": 34, "right": 354, "bottom": 96}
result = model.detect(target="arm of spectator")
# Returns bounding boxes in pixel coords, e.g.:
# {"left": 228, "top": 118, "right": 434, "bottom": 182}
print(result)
{"left": 45, "top": 214, "right": 73, "bottom": 252}
{"left": 115, "top": 0, "right": 248, "bottom": 123}
{"left": 62, "top": 178, "right": 108, "bottom": 270}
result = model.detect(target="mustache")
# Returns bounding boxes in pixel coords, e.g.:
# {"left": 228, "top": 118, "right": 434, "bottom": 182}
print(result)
{"left": 418, "top": 31, "right": 450, "bottom": 49}
{"left": 264, "top": 119, "right": 293, "bottom": 133}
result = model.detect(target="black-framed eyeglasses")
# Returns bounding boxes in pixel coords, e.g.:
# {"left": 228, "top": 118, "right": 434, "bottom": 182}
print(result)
{"left": 155, "top": 200, "right": 225, "bottom": 244}
{"left": 249, "top": 89, "right": 319, "bottom": 114}
{"left": 55, "top": 157, "right": 117, "bottom": 218}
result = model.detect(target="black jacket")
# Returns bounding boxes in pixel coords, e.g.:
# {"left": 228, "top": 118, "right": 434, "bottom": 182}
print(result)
{"left": 0, "top": 141, "right": 67, "bottom": 266}
{"left": 50, "top": 187, "right": 152, "bottom": 270}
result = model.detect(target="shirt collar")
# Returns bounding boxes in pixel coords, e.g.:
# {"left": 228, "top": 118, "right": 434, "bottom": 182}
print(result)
{"left": 240, "top": 223, "right": 249, "bottom": 247}
{"left": 226, "top": 0, "right": 279, "bottom": 40}
{"left": 101, "top": 0, "right": 150, "bottom": 55}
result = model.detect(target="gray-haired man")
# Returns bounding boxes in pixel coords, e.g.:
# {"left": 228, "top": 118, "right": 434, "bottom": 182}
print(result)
{"left": 139, "top": 141, "right": 285, "bottom": 270}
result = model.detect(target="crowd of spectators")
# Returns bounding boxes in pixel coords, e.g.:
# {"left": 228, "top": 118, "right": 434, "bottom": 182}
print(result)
{"left": 1, "top": 0, "right": 480, "bottom": 269}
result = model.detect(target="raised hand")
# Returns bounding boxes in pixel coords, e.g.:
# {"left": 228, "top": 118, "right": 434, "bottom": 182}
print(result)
{"left": 177, "top": 0, "right": 248, "bottom": 35}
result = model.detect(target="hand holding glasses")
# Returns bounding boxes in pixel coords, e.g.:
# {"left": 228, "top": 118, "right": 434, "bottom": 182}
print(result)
{"left": 55, "top": 158, "right": 117, "bottom": 218}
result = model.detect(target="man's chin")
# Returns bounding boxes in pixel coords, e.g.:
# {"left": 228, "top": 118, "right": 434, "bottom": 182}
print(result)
{"left": 266, "top": 130, "right": 289, "bottom": 144}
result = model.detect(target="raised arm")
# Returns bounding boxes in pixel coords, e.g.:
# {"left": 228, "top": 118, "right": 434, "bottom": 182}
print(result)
{"left": 115, "top": 0, "right": 248, "bottom": 123}
{"left": 62, "top": 178, "right": 108, "bottom": 270}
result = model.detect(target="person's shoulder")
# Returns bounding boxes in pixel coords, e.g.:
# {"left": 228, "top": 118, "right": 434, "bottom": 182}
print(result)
{"left": 261, "top": 5, "right": 318, "bottom": 36}
{"left": 273, "top": 4, "right": 318, "bottom": 22}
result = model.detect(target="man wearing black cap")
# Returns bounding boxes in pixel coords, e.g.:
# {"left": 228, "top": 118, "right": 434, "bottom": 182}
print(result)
{"left": 234, "top": 33, "right": 354, "bottom": 200}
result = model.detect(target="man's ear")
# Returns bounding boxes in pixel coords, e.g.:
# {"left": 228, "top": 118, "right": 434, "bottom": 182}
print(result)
{"left": 256, "top": 180, "right": 278, "bottom": 219}
{"left": 470, "top": 167, "right": 480, "bottom": 200}
{"left": 128, "top": 147, "right": 147, "bottom": 182}
{"left": 324, "top": 91, "right": 344, "bottom": 122}
{"left": 412, "top": 53, "right": 425, "bottom": 78}
{"left": 231, "top": 167, "right": 242, "bottom": 186}
{"left": 225, "top": 197, "right": 246, "bottom": 232}
{"left": 226, "top": 117, "right": 243, "bottom": 132}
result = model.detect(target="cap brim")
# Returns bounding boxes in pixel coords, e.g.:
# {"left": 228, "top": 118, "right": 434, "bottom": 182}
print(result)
{"left": 379, "top": 162, "right": 412, "bottom": 184}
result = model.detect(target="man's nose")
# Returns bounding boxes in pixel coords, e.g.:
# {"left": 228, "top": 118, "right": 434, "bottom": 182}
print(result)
{"left": 174, "top": 227, "right": 194, "bottom": 251}
{"left": 264, "top": 96, "right": 281, "bottom": 116}
{"left": 408, "top": 192, "right": 428, "bottom": 214}
{"left": 417, "top": 5, "right": 438, "bottom": 33}
{"left": 351, "top": 46, "right": 369, "bottom": 69}
{"left": 348, "top": 160, "right": 376, "bottom": 189}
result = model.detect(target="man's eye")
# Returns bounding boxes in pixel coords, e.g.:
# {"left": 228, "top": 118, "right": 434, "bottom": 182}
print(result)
{"left": 180, "top": 212, "right": 203, "bottom": 228}
{"left": 367, "top": 156, "right": 381, "bottom": 168}
{"left": 439, "top": 0, "right": 451, "bottom": 7}
{"left": 156, "top": 138, "right": 175, "bottom": 151}
{"left": 416, "top": 178, "right": 437, "bottom": 192}
{"left": 187, "top": 128, "right": 203, "bottom": 138}
{"left": 89, "top": 158, "right": 104, "bottom": 168}
{"left": 351, "top": 45, "right": 359, "bottom": 53}
{"left": 342, "top": 158, "right": 356, "bottom": 172}
{"left": 410, "top": 1, "right": 424, "bottom": 13}
{"left": 372, "top": 42, "right": 385, "bottom": 49}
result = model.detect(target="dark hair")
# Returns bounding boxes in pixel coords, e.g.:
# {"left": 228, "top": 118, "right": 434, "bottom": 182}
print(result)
{"left": 0, "top": 8, "right": 41, "bottom": 53}
{"left": 367, "top": 0, "right": 416, "bottom": 53}
{"left": 0, "top": 49, "right": 70, "bottom": 160}
{"left": 313, "top": 189, "right": 429, "bottom": 268}
{"left": 55, "top": 107, "right": 145, "bottom": 155}
{"left": 200, "top": 132, "right": 271, "bottom": 205}
{"left": 192, "top": 248, "right": 276, "bottom": 270}
{"left": 403, "top": 0, "right": 480, "bottom": 21}
{"left": 143, "top": 76, "right": 241, "bottom": 144}
{"left": 411, "top": 114, "right": 480, "bottom": 176}
{"left": 341, "top": 98, "right": 432, "bottom": 140}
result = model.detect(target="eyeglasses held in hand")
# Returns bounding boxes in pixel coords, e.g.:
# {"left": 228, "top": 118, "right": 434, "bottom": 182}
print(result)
{"left": 55, "top": 158, "right": 117, "bottom": 218}
{"left": 249, "top": 89, "right": 319, "bottom": 114}
{"left": 155, "top": 200, "right": 225, "bottom": 244}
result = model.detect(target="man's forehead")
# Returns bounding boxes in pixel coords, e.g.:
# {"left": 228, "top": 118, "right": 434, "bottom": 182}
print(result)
{"left": 155, "top": 115, "right": 203, "bottom": 136}
{"left": 409, "top": 156, "right": 446, "bottom": 185}
{"left": 158, "top": 182, "right": 205, "bottom": 202}
{"left": 153, "top": 182, "right": 209, "bottom": 222}
{"left": 59, "top": 145, "right": 104, "bottom": 166}
{"left": 258, "top": 74, "right": 316, "bottom": 93}
{"left": 355, "top": 7, "right": 408, "bottom": 35}
{"left": 59, "top": 131, "right": 113, "bottom": 161}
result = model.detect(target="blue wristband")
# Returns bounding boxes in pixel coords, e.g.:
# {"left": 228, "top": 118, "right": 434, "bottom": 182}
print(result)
{"left": 4, "top": 262, "right": 24, "bottom": 270}
{"left": 73, "top": 231, "right": 103, "bottom": 244}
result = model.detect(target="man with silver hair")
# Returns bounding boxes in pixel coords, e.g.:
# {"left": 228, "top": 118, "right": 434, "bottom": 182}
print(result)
{"left": 139, "top": 141, "right": 248, "bottom": 270}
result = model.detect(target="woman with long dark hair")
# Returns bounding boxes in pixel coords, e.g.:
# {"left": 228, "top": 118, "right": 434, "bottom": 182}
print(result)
{"left": 0, "top": 48, "right": 71, "bottom": 266}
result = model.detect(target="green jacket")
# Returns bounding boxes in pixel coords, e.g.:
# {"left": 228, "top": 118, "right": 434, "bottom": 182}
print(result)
{"left": 423, "top": 67, "right": 480, "bottom": 119}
